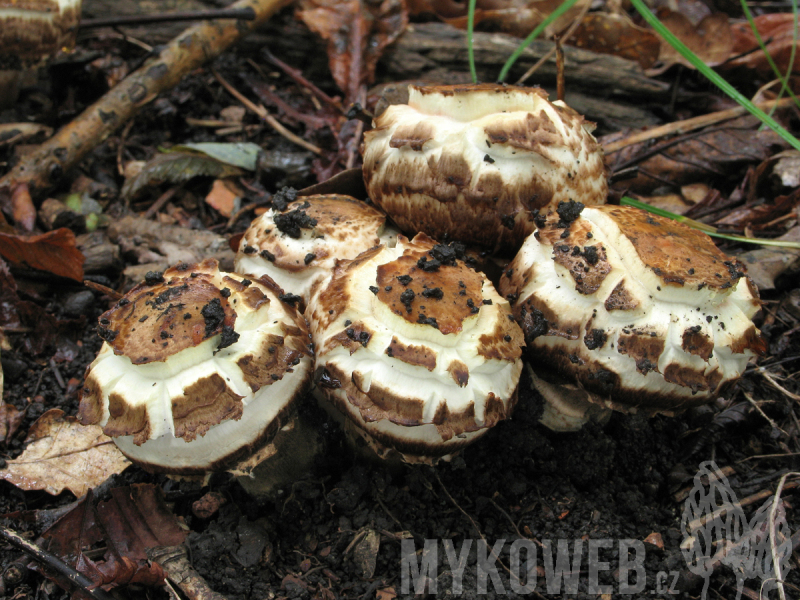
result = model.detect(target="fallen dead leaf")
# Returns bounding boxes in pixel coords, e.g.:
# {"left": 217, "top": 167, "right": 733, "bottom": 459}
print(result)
{"left": 376, "top": 587, "right": 397, "bottom": 600}
{"left": 644, "top": 531, "right": 664, "bottom": 549}
{"left": 726, "top": 14, "right": 800, "bottom": 77}
{"left": 568, "top": 12, "right": 660, "bottom": 69}
{"left": 205, "top": 179, "right": 242, "bottom": 218}
{"left": 0, "top": 409, "right": 130, "bottom": 496}
{"left": 649, "top": 11, "right": 733, "bottom": 73}
{"left": 607, "top": 120, "right": 788, "bottom": 194}
{"left": 0, "top": 402, "right": 24, "bottom": 444}
{"left": 353, "top": 528, "right": 381, "bottom": 579}
{"left": 0, "top": 227, "right": 85, "bottom": 281}
{"left": 772, "top": 151, "right": 800, "bottom": 188}
{"left": 39, "top": 485, "right": 187, "bottom": 591}
{"left": 296, "top": 0, "right": 408, "bottom": 102}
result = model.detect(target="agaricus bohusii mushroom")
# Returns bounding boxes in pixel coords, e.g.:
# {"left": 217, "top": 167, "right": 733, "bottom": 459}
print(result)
{"left": 78, "top": 259, "right": 314, "bottom": 475}
{"left": 0, "top": 0, "right": 82, "bottom": 107}
{"left": 499, "top": 202, "right": 765, "bottom": 429}
{"left": 308, "top": 233, "right": 524, "bottom": 462}
{"left": 236, "top": 192, "right": 398, "bottom": 305}
{"left": 361, "top": 83, "right": 607, "bottom": 250}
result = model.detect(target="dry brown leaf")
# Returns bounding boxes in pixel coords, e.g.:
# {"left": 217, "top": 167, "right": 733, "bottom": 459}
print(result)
{"left": 650, "top": 11, "right": 733, "bottom": 72}
{"left": 376, "top": 587, "right": 397, "bottom": 600}
{"left": 0, "top": 409, "right": 130, "bottom": 496}
{"left": 607, "top": 121, "right": 787, "bottom": 193}
{"left": 39, "top": 485, "right": 187, "bottom": 591}
{"left": 0, "top": 403, "right": 24, "bottom": 444}
{"left": 205, "top": 179, "right": 241, "bottom": 218}
{"left": 439, "top": 0, "right": 589, "bottom": 39}
{"left": 568, "top": 13, "right": 660, "bottom": 69}
{"left": 0, "top": 227, "right": 85, "bottom": 281}
{"left": 296, "top": 0, "right": 408, "bottom": 102}
{"left": 727, "top": 14, "right": 800, "bottom": 77}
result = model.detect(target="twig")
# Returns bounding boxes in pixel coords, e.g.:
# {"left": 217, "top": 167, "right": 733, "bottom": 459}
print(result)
{"left": 738, "top": 452, "right": 800, "bottom": 462}
{"left": 756, "top": 367, "right": 800, "bottom": 402}
{"left": 515, "top": 0, "right": 590, "bottom": 86}
{"left": 83, "top": 280, "right": 123, "bottom": 302}
{"left": 742, "top": 391, "right": 786, "bottom": 435}
{"left": 769, "top": 472, "right": 798, "bottom": 600}
{"left": 0, "top": 0, "right": 293, "bottom": 201}
{"left": 212, "top": 70, "right": 322, "bottom": 155}
{"left": 0, "top": 524, "right": 116, "bottom": 600}
{"left": 262, "top": 49, "right": 343, "bottom": 112}
{"left": 143, "top": 186, "right": 180, "bottom": 218}
{"left": 603, "top": 97, "right": 796, "bottom": 154}
{"left": 80, "top": 8, "right": 257, "bottom": 29}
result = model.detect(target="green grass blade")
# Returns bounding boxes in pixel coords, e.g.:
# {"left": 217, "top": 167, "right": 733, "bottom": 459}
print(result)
{"left": 497, "top": 0, "right": 581, "bottom": 83}
{"left": 629, "top": 0, "right": 800, "bottom": 153}
{"left": 467, "top": 0, "right": 478, "bottom": 83}
{"left": 739, "top": 0, "right": 800, "bottom": 111}
{"left": 621, "top": 196, "right": 800, "bottom": 249}
{"left": 620, "top": 197, "right": 718, "bottom": 232}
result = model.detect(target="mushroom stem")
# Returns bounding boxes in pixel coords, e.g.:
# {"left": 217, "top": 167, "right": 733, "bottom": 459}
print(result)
{"left": 526, "top": 363, "right": 611, "bottom": 433}
{"left": 234, "top": 403, "right": 327, "bottom": 498}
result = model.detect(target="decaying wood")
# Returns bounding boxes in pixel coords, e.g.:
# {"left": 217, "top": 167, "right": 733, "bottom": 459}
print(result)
{"left": 0, "top": 0, "right": 292, "bottom": 203}
{"left": 76, "top": 231, "right": 122, "bottom": 274}
{"left": 107, "top": 215, "right": 235, "bottom": 289}
{"left": 258, "top": 20, "right": 668, "bottom": 129}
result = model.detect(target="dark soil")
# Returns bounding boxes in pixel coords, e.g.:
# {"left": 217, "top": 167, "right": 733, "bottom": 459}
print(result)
{"left": 2, "top": 6, "right": 800, "bottom": 600}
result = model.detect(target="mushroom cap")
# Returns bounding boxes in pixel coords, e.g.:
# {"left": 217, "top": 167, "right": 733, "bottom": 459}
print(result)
{"left": 235, "top": 194, "right": 399, "bottom": 304}
{"left": 308, "top": 233, "right": 524, "bottom": 459}
{"left": 0, "top": 0, "right": 81, "bottom": 69}
{"left": 78, "top": 259, "right": 314, "bottom": 474}
{"left": 362, "top": 83, "right": 607, "bottom": 250}
{"left": 499, "top": 203, "right": 765, "bottom": 414}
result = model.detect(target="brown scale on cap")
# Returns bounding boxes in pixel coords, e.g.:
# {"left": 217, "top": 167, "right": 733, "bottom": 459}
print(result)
{"left": 386, "top": 337, "right": 437, "bottom": 371}
{"left": 98, "top": 270, "right": 237, "bottom": 365}
{"left": 604, "top": 280, "right": 640, "bottom": 311}
{"left": 375, "top": 252, "right": 484, "bottom": 335}
{"left": 616, "top": 332, "right": 665, "bottom": 375}
{"left": 104, "top": 392, "right": 151, "bottom": 444}
{"left": 600, "top": 206, "right": 746, "bottom": 290}
{"left": 171, "top": 373, "right": 245, "bottom": 442}
{"left": 536, "top": 208, "right": 613, "bottom": 295}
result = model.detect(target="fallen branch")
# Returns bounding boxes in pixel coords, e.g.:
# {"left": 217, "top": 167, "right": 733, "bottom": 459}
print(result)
{"left": 0, "top": 0, "right": 292, "bottom": 219}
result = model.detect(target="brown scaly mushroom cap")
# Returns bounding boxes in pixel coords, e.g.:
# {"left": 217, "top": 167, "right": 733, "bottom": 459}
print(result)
{"left": 78, "top": 259, "right": 314, "bottom": 475}
{"left": 361, "top": 83, "right": 607, "bottom": 251}
{"left": 0, "top": 0, "right": 81, "bottom": 68}
{"left": 308, "top": 233, "right": 524, "bottom": 462}
{"left": 499, "top": 203, "right": 766, "bottom": 421}
{"left": 236, "top": 193, "right": 399, "bottom": 304}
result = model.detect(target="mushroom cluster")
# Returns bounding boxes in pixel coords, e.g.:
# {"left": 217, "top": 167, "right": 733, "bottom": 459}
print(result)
{"left": 308, "top": 234, "right": 524, "bottom": 461}
{"left": 362, "top": 83, "right": 607, "bottom": 250}
{"left": 499, "top": 202, "right": 765, "bottom": 428}
{"left": 79, "top": 259, "right": 313, "bottom": 475}
{"left": 235, "top": 191, "right": 398, "bottom": 305}
{"left": 80, "top": 81, "right": 765, "bottom": 480}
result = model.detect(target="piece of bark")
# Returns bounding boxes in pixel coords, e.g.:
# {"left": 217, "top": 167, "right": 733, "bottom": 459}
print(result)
{"left": 108, "top": 215, "right": 236, "bottom": 288}
{"left": 147, "top": 545, "right": 230, "bottom": 600}
{"left": 0, "top": 0, "right": 292, "bottom": 209}
{"left": 382, "top": 22, "right": 668, "bottom": 98}
{"left": 255, "top": 19, "right": 666, "bottom": 129}
{"left": 76, "top": 231, "right": 122, "bottom": 274}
